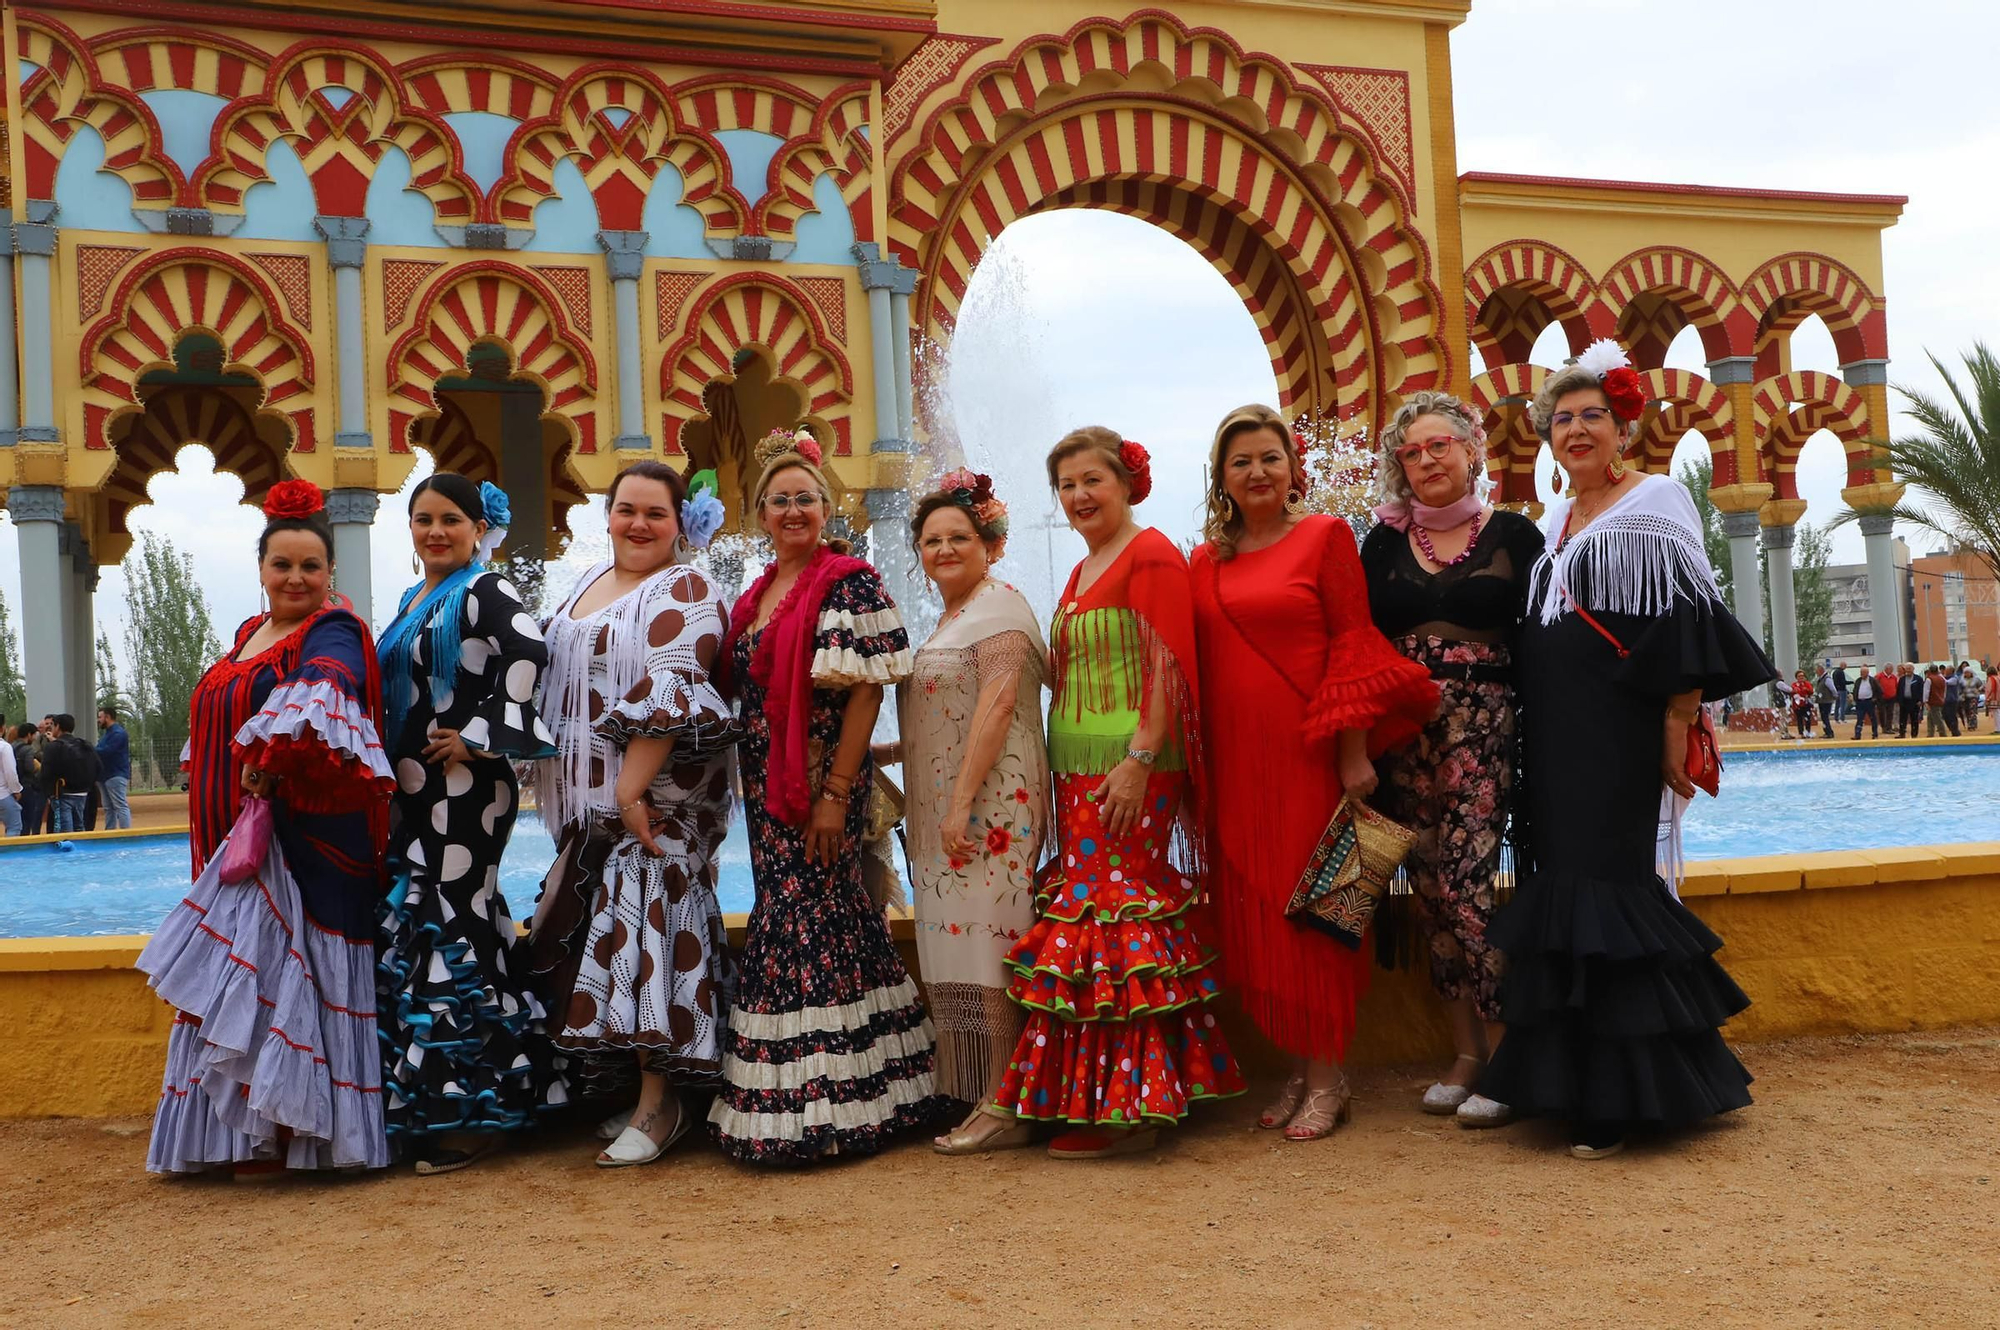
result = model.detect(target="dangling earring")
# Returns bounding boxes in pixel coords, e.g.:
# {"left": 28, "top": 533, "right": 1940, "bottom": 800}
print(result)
{"left": 411, "top": 551, "right": 422, "bottom": 576}
{"left": 1606, "top": 452, "right": 1627, "bottom": 484}
{"left": 1283, "top": 489, "right": 1307, "bottom": 516}
{"left": 1220, "top": 494, "right": 1235, "bottom": 522}
{"left": 259, "top": 587, "right": 270, "bottom": 614}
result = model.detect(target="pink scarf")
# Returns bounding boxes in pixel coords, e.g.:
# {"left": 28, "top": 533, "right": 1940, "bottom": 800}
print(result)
{"left": 1373, "top": 492, "right": 1483, "bottom": 533}
{"left": 722, "top": 545, "right": 870, "bottom": 827}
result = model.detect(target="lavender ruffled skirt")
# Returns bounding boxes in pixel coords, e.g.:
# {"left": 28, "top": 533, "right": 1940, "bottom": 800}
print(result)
{"left": 138, "top": 832, "right": 388, "bottom": 1173}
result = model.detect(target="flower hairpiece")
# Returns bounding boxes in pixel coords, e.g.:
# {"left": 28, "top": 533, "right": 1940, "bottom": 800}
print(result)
{"left": 474, "top": 481, "right": 512, "bottom": 564}
{"left": 938, "top": 466, "right": 1010, "bottom": 549}
{"left": 681, "top": 468, "right": 726, "bottom": 550}
{"left": 263, "top": 479, "right": 324, "bottom": 521}
{"left": 1118, "top": 440, "right": 1153, "bottom": 504}
{"left": 753, "top": 426, "right": 823, "bottom": 470}
{"left": 1575, "top": 339, "right": 1646, "bottom": 422}
{"left": 791, "top": 427, "right": 823, "bottom": 467}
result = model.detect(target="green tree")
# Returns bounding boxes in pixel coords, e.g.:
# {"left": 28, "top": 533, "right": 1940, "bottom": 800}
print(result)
{"left": 0, "top": 586, "right": 25, "bottom": 728}
{"left": 1677, "top": 456, "right": 1734, "bottom": 606}
{"left": 94, "top": 628, "right": 127, "bottom": 714}
{"left": 120, "top": 533, "right": 221, "bottom": 782}
{"left": 1836, "top": 344, "right": 2000, "bottom": 580}
{"left": 1793, "top": 522, "right": 1835, "bottom": 669}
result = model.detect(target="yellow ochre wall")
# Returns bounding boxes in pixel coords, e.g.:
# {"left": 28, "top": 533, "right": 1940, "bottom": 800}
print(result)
{"left": 5, "top": 843, "right": 1997, "bottom": 1120}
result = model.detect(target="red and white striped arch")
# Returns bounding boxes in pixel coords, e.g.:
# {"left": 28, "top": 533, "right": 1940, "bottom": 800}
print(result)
{"left": 890, "top": 10, "right": 1445, "bottom": 431}
{"left": 1464, "top": 240, "right": 1610, "bottom": 368}
{"left": 1742, "top": 252, "right": 1885, "bottom": 369}
{"left": 1629, "top": 368, "right": 1734, "bottom": 477}
{"left": 18, "top": 18, "right": 180, "bottom": 209}
{"left": 1750, "top": 370, "right": 1874, "bottom": 494}
{"left": 659, "top": 273, "right": 855, "bottom": 456}
{"left": 80, "top": 248, "right": 316, "bottom": 455}
{"left": 1598, "top": 246, "right": 1752, "bottom": 366}
{"left": 1470, "top": 363, "right": 1548, "bottom": 507}
{"left": 100, "top": 384, "right": 288, "bottom": 536}
{"left": 385, "top": 261, "right": 601, "bottom": 456}
{"left": 493, "top": 65, "right": 747, "bottom": 234}
{"left": 199, "top": 44, "right": 476, "bottom": 221}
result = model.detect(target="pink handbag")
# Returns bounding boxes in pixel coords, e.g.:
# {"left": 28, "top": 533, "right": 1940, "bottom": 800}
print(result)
{"left": 215, "top": 796, "right": 274, "bottom": 884}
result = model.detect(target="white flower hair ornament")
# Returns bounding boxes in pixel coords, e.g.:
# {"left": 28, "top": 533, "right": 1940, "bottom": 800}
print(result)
{"left": 681, "top": 469, "right": 727, "bottom": 550}
{"left": 1573, "top": 339, "right": 1647, "bottom": 421}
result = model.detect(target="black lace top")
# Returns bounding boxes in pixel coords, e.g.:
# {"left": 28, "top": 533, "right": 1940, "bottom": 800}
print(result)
{"left": 1360, "top": 509, "right": 1545, "bottom": 645}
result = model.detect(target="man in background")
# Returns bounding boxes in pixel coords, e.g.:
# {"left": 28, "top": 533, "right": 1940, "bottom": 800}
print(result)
{"left": 96, "top": 705, "right": 132, "bottom": 830}
{"left": 43, "top": 714, "right": 97, "bottom": 834}
{"left": 1831, "top": 661, "right": 1850, "bottom": 724}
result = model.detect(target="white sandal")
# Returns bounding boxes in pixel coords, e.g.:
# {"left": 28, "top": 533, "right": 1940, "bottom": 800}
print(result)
{"left": 595, "top": 1099, "right": 692, "bottom": 1168}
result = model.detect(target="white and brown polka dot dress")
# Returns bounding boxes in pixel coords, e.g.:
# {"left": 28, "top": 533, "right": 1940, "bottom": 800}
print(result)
{"left": 526, "top": 561, "right": 742, "bottom": 1098}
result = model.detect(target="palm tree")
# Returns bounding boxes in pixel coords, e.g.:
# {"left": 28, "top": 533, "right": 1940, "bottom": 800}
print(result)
{"left": 1836, "top": 344, "right": 2000, "bottom": 580}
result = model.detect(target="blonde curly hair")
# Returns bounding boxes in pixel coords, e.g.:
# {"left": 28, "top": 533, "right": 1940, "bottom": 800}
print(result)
{"left": 1201, "top": 403, "right": 1303, "bottom": 562}
{"left": 1369, "top": 392, "right": 1490, "bottom": 511}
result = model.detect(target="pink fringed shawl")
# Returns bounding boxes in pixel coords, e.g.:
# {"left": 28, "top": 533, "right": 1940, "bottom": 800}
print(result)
{"left": 722, "top": 545, "right": 870, "bottom": 827}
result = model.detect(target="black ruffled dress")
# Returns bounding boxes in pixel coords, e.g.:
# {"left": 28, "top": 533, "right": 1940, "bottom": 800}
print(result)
{"left": 1480, "top": 475, "right": 1776, "bottom": 1134}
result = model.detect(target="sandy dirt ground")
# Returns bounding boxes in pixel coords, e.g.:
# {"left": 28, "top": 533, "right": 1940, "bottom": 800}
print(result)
{"left": 3, "top": 1027, "right": 1996, "bottom": 1329}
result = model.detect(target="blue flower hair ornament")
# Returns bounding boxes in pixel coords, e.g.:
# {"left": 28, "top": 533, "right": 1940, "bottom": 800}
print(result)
{"left": 681, "top": 468, "right": 726, "bottom": 549}
{"left": 475, "top": 480, "right": 511, "bottom": 563}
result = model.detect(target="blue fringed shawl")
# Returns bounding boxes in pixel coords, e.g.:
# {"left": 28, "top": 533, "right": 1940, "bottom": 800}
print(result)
{"left": 378, "top": 564, "right": 483, "bottom": 750}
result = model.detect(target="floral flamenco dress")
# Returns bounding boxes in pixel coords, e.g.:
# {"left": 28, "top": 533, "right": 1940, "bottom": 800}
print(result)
{"left": 139, "top": 608, "right": 395, "bottom": 1173}
{"left": 991, "top": 527, "right": 1245, "bottom": 1133}
{"left": 376, "top": 568, "right": 567, "bottom": 1148}
{"left": 708, "top": 549, "right": 945, "bottom": 1164}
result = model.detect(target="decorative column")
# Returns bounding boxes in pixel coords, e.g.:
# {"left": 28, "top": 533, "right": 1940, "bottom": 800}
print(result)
{"left": 1859, "top": 512, "right": 1902, "bottom": 663}
{"left": 0, "top": 215, "right": 18, "bottom": 446}
{"left": 15, "top": 203, "right": 59, "bottom": 443}
{"left": 314, "top": 217, "right": 372, "bottom": 448}
{"left": 1719, "top": 509, "right": 1766, "bottom": 651}
{"left": 326, "top": 489, "right": 379, "bottom": 625}
{"left": 889, "top": 274, "right": 917, "bottom": 443}
{"left": 1762, "top": 520, "right": 1799, "bottom": 678}
{"left": 855, "top": 243, "right": 908, "bottom": 452}
{"left": 12, "top": 487, "right": 71, "bottom": 716}
{"left": 599, "top": 230, "right": 651, "bottom": 452}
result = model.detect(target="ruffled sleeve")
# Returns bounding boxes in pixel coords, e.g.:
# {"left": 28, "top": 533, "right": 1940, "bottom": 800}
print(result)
{"left": 597, "top": 563, "right": 740, "bottom": 758}
{"left": 1302, "top": 518, "right": 1440, "bottom": 755}
{"left": 1610, "top": 585, "right": 1778, "bottom": 701}
{"left": 448, "top": 572, "right": 558, "bottom": 760}
{"left": 231, "top": 610, "right": 395, "bottom": 814}
{"left": 811, "top": 567, "right": 913, "bottom": 687}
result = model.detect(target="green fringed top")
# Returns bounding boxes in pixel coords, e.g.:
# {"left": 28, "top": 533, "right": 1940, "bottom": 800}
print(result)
{"left": 1046, "top": 603, "right": 1187, "bottom": 777}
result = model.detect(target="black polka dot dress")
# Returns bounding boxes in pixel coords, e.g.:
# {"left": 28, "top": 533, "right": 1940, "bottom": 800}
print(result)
{"left": 377, "top": 570, "right": 568, "bottom": 1144}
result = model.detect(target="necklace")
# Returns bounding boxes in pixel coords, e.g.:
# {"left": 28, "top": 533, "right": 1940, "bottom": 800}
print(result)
{"left": 1412, "top": 512, "right": 1482, "bottom": 567}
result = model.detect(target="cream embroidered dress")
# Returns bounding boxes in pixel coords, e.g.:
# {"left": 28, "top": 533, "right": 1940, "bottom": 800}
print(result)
{"left": 899, "top": 579, "right": 1049, "bottom": 1103}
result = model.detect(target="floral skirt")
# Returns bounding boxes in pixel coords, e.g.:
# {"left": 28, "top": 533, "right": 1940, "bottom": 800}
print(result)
{"left": 1373, "top": 636, "right": 1515, "bottom": 1022}
{"left": 990, "top": 772, "right": 1244, "bottom": 1126}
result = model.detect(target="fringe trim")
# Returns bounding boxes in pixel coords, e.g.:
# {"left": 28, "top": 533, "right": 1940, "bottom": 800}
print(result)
{"left": 810, "top": 644, "right": 914, "bottom": 688}
{"left": 1529, "top": 512, "right": 1724, "bottom": 627}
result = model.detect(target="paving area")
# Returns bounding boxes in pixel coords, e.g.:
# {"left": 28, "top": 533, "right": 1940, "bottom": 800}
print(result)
{"left": 2, "top": 1027, "right": 1995, "bottom": 1328}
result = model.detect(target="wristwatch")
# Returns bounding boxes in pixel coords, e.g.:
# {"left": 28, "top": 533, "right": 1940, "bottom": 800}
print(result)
{"left": 1125, "top": 747, "right": 1157, "bottom": 767}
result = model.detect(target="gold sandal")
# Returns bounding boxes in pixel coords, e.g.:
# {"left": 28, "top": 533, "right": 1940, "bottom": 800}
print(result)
{"left": 1257, "top": 1073, "right": 1308, "bottom": 1130}
{"left": 933, "top": 1110, "right": 1032, "bottom": 1156}
{"left": 1283, "top": 1080, "right": 1353, "bottom": 1141}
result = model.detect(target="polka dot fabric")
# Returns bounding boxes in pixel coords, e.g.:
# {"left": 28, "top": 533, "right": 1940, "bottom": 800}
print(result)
{"left": 991, "top": 773, "right": 1244, "bottom": 1125}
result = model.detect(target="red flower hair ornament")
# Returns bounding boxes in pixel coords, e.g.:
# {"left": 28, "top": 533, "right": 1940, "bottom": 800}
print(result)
{"left": 262, "top": 479, "right": 325, "bottom": 521}
{"left": 1575, "top": 339, "right": 1646, "bottom": 422}
{"left": 1118, "top": 440, "right": 1153, "bottom": 504}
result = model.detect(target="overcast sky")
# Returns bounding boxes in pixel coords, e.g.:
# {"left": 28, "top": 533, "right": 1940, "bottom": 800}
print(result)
{"left": 6, "top": 0, "right": 1989, "bottom": 681}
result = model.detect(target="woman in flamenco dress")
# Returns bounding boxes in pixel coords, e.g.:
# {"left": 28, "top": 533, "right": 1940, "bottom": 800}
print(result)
{"left": 139, "top": 481, "right": 395, "bottom": 1175}
{"left": 981, "top": 427, "right": 1245, "bottom": 1160}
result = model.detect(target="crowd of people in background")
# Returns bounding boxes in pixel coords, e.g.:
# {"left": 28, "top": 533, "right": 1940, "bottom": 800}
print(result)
{"left": 0, "top": 706, "right": 132, "bottom": 836}
{"left": 1786, "top": 658, "right": 1994, "bottom": 741}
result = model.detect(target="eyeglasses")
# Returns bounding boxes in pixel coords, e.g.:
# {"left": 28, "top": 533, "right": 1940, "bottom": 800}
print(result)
{"left": 1393, "top": 436, "right": 1465, "bottom": 466}
{"left": 763, "top": 491, "right": 822, "bottom": 512}
{"left": 1551, "top": 407, "right": 1616, "bottom": 431}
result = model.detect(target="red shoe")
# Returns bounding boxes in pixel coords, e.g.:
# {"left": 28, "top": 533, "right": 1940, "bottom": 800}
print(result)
{"left": 1047, "top": 1126, "right": 1158, "bottom": 1159}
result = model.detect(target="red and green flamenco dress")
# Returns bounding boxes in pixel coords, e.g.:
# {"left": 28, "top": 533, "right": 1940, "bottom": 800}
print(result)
{"left": 990, "top": 528, "right": 1245, "bottom": 1126}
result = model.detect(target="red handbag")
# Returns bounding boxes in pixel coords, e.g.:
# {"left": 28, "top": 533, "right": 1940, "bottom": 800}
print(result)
{"left": 1566, "top": 597, "right": 1722, "bottom": 797}
{"left": 215, "top": 795, "right": 274, "bottom": 883}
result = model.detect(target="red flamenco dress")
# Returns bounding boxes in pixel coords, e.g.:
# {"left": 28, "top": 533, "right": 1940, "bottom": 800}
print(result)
{"left": 991, "top": 528, "right": 1245, "bottom": 1129}
{"left": 1190, "top": 516, "right": 1437, "bottom": 1063}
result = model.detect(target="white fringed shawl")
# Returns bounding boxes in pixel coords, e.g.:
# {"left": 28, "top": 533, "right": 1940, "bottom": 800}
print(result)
{"left": 1528, "top": 473, "right": 1727, "bottom": 897}
{"left": 1528, "top": 472, "right": 1723, "bottom": 627}
{"left": 535, "top": 560, "right": 656, "bottom": 834}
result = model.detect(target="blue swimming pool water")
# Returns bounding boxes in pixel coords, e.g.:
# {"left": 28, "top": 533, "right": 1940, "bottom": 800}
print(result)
{"left": 1, "top": 746, "right": 1994, "bottom": 938}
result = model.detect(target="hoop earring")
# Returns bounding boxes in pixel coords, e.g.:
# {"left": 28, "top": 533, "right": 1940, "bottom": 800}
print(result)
{"left": 1219, "top": 494, "right": 1235, "bottom": 522}
{"left": 1283, "top": 490, "right": 1306, "bottom": 516}
{"left": 411, "top": 551, "right": 422, "bottom": 576}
